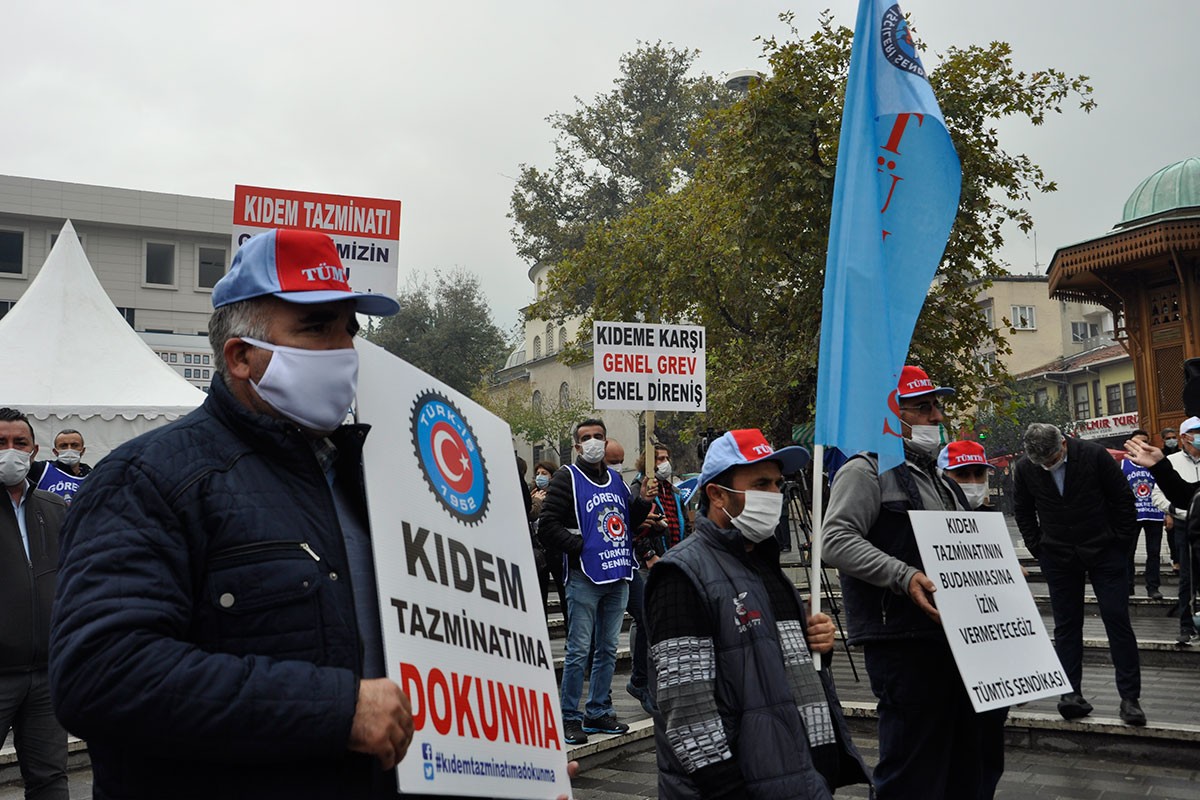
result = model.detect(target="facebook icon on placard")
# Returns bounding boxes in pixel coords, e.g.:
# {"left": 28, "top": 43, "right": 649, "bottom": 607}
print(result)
{"left": 422, "top": 743, "right": 434, "bottom": 780}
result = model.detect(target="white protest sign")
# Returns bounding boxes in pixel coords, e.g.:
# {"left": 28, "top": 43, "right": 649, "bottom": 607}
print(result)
{"left": 232, "top": 184, "right": 402, "bottom": 298}
{"left": 909, "top": 510, "right": 1070, "bottom": 713}
{"left": 356, "top": 340, "right": 571, "bottom": 799}
{"left": 592, "top": 321, "right": 706, "bottom": 411}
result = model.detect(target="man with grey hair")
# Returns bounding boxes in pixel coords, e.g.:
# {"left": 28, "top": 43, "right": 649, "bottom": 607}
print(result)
{"left": 1013, "top": 422, "right": 1144, "bottom": 725}
{"left": 50, "top": 229, "right": 417, "bottom": 799}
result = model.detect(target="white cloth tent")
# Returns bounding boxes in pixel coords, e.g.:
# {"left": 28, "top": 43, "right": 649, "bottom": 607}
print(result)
{"left": 0, "top": 221, "right": 206, "bottom": 464}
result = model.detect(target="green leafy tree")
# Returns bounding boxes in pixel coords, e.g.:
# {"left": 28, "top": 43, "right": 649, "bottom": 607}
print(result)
{"left": 509, "top": 42, "right": 731, "bottom": 277}
{"left": 474, "top": 381, "right": 594, "bottom": 460}
{"left": 529, "top": 12, "right": 1093, "bottom": 444}
{"left": 972, "top": 383, "right": 1074, "bottom": 459}
{"left": 365, "top": 269, "right": 508, "bottom": 396}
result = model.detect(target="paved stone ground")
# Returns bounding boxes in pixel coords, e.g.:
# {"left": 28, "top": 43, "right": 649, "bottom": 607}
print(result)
{"left": 571, "top": 735, "right": 1200, "bottom": 799}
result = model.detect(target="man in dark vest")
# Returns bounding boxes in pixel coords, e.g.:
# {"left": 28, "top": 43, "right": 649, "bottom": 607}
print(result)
{"left": 1014, "top": 422, "right": 1144, "bottom": 726}
{"left": 0, "top": 407, "right": 69, "bottom": 799}
{"left": 645, "top": 429, "right": 870, "bottom": 799}
{"left": 538, "top": 418, "right": 654, "bottom": 746}
{"left": 823, "top": 366, "right": 1009, "bottom": 799}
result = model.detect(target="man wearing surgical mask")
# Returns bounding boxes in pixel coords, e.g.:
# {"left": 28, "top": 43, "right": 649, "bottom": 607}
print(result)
{"left": 1013, "top": 423, "right": 1143, "bottom": 727}
{"left": 823, "top": 365, "right": 1009, "bottom": 799}
{"left": 0, "top": 407, "right": 69, "bottom": 799}
{"left": 538, "top": 419, "right": 655, "bottom": 746}
{"left": 50, "top": 229, "right": 418, "bottom": 799}
{"left": 937, "top": 440, "right": 996, "bottom": 510}
{"left": 644, "top": 429, "right": 870, "bottom": 799}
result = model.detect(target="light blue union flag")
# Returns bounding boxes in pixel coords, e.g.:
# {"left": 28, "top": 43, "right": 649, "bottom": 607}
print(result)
{"left": 815, "top": 0, "right": 961, "bottom": 473}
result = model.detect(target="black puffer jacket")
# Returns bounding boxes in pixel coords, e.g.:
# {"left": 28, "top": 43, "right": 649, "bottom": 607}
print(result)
{"left": 50, "top": 374, "right": 390, "bottom": 800}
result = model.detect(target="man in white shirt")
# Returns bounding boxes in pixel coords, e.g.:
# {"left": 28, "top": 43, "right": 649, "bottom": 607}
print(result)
{"left": 1150, "top": 416, "right": 1200, "bottom": 645}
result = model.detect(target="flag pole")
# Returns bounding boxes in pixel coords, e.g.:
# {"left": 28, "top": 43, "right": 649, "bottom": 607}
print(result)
{"left": 811, "top": 443, "right": 824, "bottom": 672}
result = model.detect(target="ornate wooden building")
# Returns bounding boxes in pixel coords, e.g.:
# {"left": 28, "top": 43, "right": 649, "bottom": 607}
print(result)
{"left": 1048, "top": 157, "right": 1200, "bottom": 437}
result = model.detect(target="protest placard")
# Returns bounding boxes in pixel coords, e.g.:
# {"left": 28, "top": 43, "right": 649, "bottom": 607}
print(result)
{"left": 232, "top": 184, "right": 402, "bottom": 298}
{"left": 356, "top": 340, "right": 571, "bottom": 798}
{"left": 592, "top": 321, "right": 705, "bottom": 412}
{"left": 909, "top": 510, "right": 1070, "bottom": 713}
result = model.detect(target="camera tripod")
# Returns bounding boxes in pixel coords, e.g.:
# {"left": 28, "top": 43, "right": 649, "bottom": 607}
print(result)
{"left": 782, "top": 476, "right": 860, "bottom": 681}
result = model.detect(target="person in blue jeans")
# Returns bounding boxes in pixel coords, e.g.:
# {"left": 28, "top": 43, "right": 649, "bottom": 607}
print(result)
{"left": 538, "top": 418, "right": 653, "bottom": 745}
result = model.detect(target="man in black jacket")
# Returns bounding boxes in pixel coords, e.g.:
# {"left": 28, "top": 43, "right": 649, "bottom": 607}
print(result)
{"left": 538, "top": 418, "right": 653, "bottom": 745}
{"left": 1013, "top": 423, "right": 1144, "bottom": 725}
{"left": 0, "top": 407, "right": 68, "bottom": 800}
{"left": 50, "top": 230, "right": 415, "bottom": 799}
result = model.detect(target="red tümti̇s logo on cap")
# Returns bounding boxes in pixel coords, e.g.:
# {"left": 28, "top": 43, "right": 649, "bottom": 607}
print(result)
{"left": 897, "top": 365, "right": 955, "bottom": 399}
{"left": 942, "top": 440, "right": 993, "bottom": 471}
{"left": 730, "top": 429, "right": 776, "bottom": 460}
{"left": 274, "top": 228, "right": 352, "bottom": 293}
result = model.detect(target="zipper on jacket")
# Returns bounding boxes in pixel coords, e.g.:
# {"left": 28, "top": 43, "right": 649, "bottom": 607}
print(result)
{"left": 210, "top": 540, "right": 323, "bottom": 564}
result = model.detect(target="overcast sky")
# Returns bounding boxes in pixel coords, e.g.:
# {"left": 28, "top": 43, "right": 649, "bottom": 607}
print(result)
{"left": 5, "top": 1, "right": 1197, "bottom": 331}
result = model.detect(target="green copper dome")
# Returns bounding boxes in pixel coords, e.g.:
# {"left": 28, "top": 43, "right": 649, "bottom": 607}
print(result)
{"left": 1121, "top": 157, "right": 1200, "bottom": 223}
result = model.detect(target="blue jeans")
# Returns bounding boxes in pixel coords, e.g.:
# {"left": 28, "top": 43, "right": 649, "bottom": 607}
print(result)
{"left": 561, "top": 569, "right": 629, "bottom": 722}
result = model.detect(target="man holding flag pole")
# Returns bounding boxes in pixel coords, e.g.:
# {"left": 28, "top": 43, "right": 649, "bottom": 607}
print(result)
{"left": 811, "top": 1, "right": 1010, "bottom": 798}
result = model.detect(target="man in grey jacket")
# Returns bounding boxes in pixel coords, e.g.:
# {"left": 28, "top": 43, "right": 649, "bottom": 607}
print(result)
{"left": 823, "top": 366, "right": 1007, "bottom": 800}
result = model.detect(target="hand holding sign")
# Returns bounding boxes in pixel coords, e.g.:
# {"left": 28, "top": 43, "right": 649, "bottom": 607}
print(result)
{"left": 349, "top": 678, "right": 414, "bottom": 770}
{"left": 907, "top": 571, "right": 940, "bottom": 624}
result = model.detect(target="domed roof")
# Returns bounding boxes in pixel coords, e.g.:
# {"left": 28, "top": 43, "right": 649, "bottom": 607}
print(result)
{"left": 1121, "top": 157, "right": 1200, "bottom": 223}
{"left": 503, "top": 347, "right": 527, "bottom": 369}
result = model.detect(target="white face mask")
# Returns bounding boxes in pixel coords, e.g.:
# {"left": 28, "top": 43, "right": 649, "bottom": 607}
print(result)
{"left": 959, "top": 482, "right": 988, "bottom": 509}
{"left": 655, "top": 461, "right": 672, "bottom": 480}
{"left": 718, "top": 487, "right": 783, "bottom": 543}
{"left": 241, "top": 337, "right": 359, "bottom": 432}
{"left": 579, "top": 438, "right": 606, "bottom": 464}
{"left": 534, "top": 474, "right": 550, "bottom": 489}
{"left": 1165, "top": 438, "right": 1179, "bottom": 448}
{"left": 0, "top": 448, "right": 32, "bottom": 487}
{"left": 907, "top": 424, "right": 941, "bottom": 454}
{"left": 56, "top": 449, "right": 82, "bottom": 467}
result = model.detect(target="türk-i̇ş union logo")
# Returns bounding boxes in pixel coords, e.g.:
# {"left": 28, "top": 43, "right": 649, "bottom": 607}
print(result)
{"left": 880, "top": 4, "right": 927, "bottom": 79}
{"left": 411, "top": 391, "right": 489, "bottom": 524}
{"left": 598, "top": 506, "right": 627, "bottom": 545}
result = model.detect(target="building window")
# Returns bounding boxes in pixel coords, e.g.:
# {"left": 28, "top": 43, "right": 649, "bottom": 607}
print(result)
{"left": 184, "top": 368, "right": 193, "bottom": 378}
{"left": 981, "top": 304, "right": 994, "bottom": 330}
{"left": 203, "top": 369, "right": 210, "bottom": 379}
{"left": 532, "top": 336, "right": 542, "bottom": 359}
{"left": 184, "top": 353, "right": 193, "bottom": 364}
{"left": 1106, "top": 384, "right": 1122, "bottom": 415}
{"left": 1034, "top": 388, "right": 1049, "bottom": 407}
{"left": 1071, "top": 321, "right": 1100, "bottom": 343}
{"left": 202, "top": 354, "right": 210, "bottom": 365}
{"left": 558, "top": 326, "right": 567, "bottom": 351}
{"left": 169, "top": 353, "right": 177, "bottom": 363}
{"left": 144, "top": 241, "right": 176, "bottom": 286}
{"left": 49, "top": 231, "right": 86, "bottom": 251}
{"left": 1073, "top": 383, "right": 1090, "bottom": 420}
{"left": 532, "top": 390, "right": 543, "bottom": 413}
{"left": 1123, "top": 381, "right": 1137, "bottom": 414}
{"left": 0, "top": 230, "right": 24, "bottom": 275}
{"left": 545, "top": 323, "right": 555, "bottom": 355}
{"left": 1011, "top": 305, "right": 1036, "bottom": 330}
{"left": 116, "top": 307, "right": 137, "bottom": 328}
{"left": 559, "top": 381, "right": 570, "bottom": 409}
{"left": 160, "top": 353, "right": 168, "bottom": 362}
{"left": 979, "top": 352, "right": 996, "bottom": 377}
{"left": 197, "top": 247, "right": 226, "bottom": 290}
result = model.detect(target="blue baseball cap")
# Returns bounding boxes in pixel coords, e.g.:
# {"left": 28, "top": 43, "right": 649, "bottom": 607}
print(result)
{"left": 698, "top": 429, "right": 811, "bottom": 488}
{"left": 213, "top": 229, "right": 400, "bottom": 316}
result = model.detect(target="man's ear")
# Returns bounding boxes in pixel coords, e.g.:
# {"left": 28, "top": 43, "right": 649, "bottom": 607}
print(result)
{"left": 224, "top": 338, "right": 255, "bottom": 381}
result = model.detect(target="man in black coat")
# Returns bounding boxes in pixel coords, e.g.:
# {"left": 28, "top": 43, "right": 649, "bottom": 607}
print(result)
{"left": 0, "top": 407, "right": 68, "bottom": 799}
{"left": 1013, "top": 423, "right": 1145, "bottom": 725}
